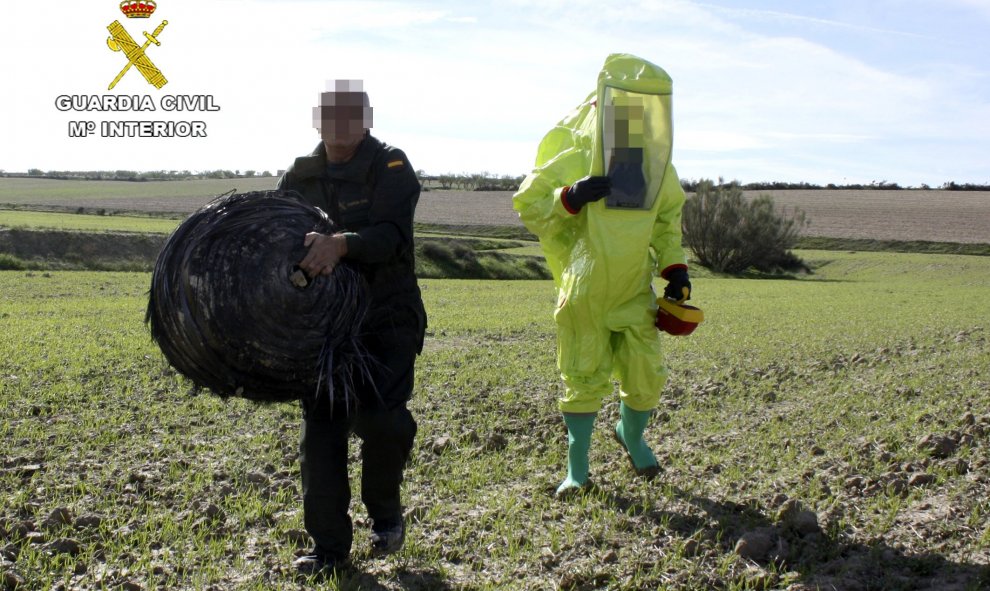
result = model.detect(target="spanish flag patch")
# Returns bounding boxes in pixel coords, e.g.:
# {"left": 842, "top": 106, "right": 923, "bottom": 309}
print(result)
{"left": 387, "top": 159, "right": 405, "bottom": 169}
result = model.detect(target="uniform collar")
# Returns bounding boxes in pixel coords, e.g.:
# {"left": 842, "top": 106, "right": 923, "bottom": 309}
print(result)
{"left": 325, "top": 135, "right": 376, "bottom": 182}
{"left": 292, "top": 134, "right": 378, "bottom": 181}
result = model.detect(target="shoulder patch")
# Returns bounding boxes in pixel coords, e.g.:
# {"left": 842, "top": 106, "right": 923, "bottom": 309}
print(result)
{"left": 387, "top": 159, "right": 405, "bottom": 169}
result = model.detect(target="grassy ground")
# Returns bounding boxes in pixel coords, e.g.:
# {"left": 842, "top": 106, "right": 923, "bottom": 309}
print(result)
{"left": 5, "top": 210, "right": 989, "bottom": 259}
{"left": 2, "top": 250, "right": 988, "bottom": 590}
{"left": 0, "top": 225, "right": 549, "bottom": 279}
{"left": 0, "top": 178, "right": 276, "bottom": 204}
{"left": 0, "top": 210, "right": 180, "bottom": 234}
{"left": 797, "top": 237, "right": 990, "bottom": 257}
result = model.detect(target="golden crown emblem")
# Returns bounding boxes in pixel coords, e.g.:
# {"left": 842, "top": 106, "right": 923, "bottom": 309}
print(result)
{"left": 119, "top": 0, "right": 157, "bottom": 18}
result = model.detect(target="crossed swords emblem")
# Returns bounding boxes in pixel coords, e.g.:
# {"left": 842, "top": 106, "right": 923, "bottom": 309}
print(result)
{"left": 106, "top": 19, "right": 168, "bottom": 90}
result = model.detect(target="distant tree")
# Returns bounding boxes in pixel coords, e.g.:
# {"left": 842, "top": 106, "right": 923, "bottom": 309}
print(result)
{"left": 437, "top": 174, "right": 455, "bottom": 190}
{"left": 27, "top": 168, "right": 43, "bottom": 176}
{"left": 941, "top": 181, "right": 990, "bottom": 191}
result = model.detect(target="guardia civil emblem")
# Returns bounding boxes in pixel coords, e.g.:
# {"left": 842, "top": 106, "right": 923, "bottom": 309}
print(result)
{"left": 106, "top": 1, "right": 168, "bottom": 90}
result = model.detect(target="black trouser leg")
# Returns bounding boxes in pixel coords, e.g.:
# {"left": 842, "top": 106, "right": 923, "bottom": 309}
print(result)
{"left": 353, "top": 323, "right": 420, "bottom": 526}
{"left": 299, "top": 410, "right": 354, "bottom": 561}
{"left": 354, "top": 404, "right": 417, "bottom": 524}
{"left": 299, "top": 309, "right": 423, "bottom": 554}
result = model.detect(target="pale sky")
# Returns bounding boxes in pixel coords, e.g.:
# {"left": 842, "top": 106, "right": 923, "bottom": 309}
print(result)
{"left": 1, "top": 0, "right": 988, "bottom": 186}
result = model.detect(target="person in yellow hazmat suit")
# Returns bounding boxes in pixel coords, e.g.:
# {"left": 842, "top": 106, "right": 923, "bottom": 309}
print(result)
{"left": 513, "top": 53, "right": 693, "bottom": 496}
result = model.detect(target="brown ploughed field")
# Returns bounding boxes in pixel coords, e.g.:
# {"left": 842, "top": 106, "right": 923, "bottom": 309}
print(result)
{"left": 1, "top": 177, "right": 988, "bottom": 243}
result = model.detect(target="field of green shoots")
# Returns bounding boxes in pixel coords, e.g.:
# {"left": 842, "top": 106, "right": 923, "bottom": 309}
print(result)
{"left": 0, "top": 210, "right": 180, "bottom": 235}
{"left": 0, "top": 178, "right": 276, "bottom": 204}
{"left": 2, "top": 249, "right": 989, "bottom": 590}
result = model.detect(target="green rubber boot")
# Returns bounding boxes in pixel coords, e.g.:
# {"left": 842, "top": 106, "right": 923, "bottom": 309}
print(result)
{"left": 556, "top": 413, "right": 596, "bottom": 496}
{"left": 614, "top": 402, "right": 661, "bottom": 478}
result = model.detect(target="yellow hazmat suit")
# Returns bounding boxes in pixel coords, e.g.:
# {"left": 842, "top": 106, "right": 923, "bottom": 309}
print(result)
{"left": 513, "top": 53, "right": 688, "bottom": 416}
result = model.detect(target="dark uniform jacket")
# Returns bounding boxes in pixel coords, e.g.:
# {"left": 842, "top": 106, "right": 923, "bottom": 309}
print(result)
{"left": 277, "top": 135, "right": 426, "bottom": 350}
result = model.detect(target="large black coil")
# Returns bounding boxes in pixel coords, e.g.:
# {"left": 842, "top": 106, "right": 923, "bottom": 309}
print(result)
{"left": 146, "top": 190, "right": 372, "bottom": 407}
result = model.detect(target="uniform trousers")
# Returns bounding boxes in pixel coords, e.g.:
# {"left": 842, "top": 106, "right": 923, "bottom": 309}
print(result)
{"left": 299, "top": 322, "right": 419, "bottom": 561}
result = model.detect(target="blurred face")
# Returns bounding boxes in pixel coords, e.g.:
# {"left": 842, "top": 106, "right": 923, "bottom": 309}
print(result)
{"left": 604, "top": 98, "right": 646, "bottom": 149}
{"left": 313, "top": 91, "right": 373, "bottom": 162}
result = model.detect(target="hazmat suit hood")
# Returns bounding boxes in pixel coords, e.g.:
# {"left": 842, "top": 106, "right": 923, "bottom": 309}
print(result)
{"left": 595, "top": 54, "right": 673, "bottom": 211}
{"left": 513, "top": 52, "right": 686, "bottom": 288}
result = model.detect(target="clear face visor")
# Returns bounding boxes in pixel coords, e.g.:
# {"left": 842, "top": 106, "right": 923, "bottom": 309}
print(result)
{"left": 600, "top": 87, "right": 672, "bottom": 210}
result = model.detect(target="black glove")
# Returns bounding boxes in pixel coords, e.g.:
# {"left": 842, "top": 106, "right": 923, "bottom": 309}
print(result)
{"left": 663, "top": 268, "right": 692, "bottom": 301}
{"left": 564, "top": 176, "right": 611, "bottom": 212}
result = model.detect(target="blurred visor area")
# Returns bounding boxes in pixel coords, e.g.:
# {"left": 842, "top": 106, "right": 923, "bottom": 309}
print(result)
{"left": 594, "top": 53, "right": 674, "bottom": 211}
{"left": 600, "top": 87, "right": 671, "bottom": 210}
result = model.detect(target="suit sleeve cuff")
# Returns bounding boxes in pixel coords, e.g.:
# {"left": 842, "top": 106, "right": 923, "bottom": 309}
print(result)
{"left": 559, "top": 185, "right": 580, "bottom": 215}
{"left": 660, "top": 263, "right": 688, "bottom": 279}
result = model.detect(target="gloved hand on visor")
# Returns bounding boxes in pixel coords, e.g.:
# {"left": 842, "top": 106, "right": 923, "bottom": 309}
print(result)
{"left": 662, "top": 268, "right": 692, "bottom": 302}
{"left": 563, "top": 176, "right": 611, "bottom": 212}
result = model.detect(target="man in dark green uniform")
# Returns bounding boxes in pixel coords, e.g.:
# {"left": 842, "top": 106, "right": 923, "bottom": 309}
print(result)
{"left": 276, "top": 80, "right": 426, "bottom": 575}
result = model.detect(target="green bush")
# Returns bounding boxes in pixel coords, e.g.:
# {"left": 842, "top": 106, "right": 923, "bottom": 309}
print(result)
{"left": 682, "top": 180, "right": 808, "bottom": 274}
{"left": 416, "top": 238, "right": 550, "bottom": 280}
{"left": 0, "top": 253, "right": 26, "bottom": 270}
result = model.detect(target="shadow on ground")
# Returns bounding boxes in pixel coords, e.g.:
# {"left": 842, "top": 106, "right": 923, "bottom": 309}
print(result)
{"left": 598, "top": 485, "right": 990, "bottom": 591}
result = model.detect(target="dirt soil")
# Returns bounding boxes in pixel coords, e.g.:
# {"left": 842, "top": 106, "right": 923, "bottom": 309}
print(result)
{"left": 6, "top": 189, "right": 988, "bottom": 244}
{"left": 338, "top": 189, "right": 990, "bottom": 245}
{"left": 746, "top": 189, "right": 990, "bottom": 244}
